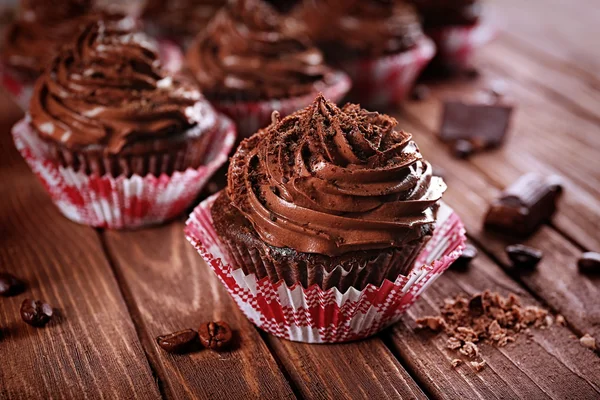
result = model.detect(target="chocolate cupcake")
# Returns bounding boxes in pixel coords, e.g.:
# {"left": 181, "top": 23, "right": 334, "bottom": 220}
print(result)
{"left": 297, "top": 0, "right": 435, "bottom": 109}
{"left": 185, "top": 0, "right": 350, "bottom": 137}
{"left": 142, "top": 0, "right": 225, "bottom": 46}
{"left": 211, "top": 95, "right": 446, "bottom": 292}
{"left": 12, "top": 20, "right": 236, "bottom": 228}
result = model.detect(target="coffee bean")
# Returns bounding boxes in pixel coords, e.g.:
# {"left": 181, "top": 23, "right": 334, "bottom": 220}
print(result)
{"left": 20, "top": 299, "right": 53, "bottom": 327}
{"left": 578, "top": 252, "right": 600, "bottom": 274}
{"left": 0, "top": 273, "right": 25, "bottom": 297}
{"left": 156, "top": 329, "right": 198, "bottom": 353}
{"left": 453, "top": 140, "right": 474, "bottom": 159}
{"left": 198, "top": 321, "right": 233, "bottom": 351}
{"left": 453, "top": 244, "right": 478, "bottom": 269}
{"left": 411, "top": 84, "right": 430, "bottom": 101}
{"left": 506, "top": 244, "right": 543, "bottom": 269}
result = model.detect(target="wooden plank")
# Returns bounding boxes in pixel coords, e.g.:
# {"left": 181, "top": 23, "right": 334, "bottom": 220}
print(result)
{"left": 102, "top": 222, "right": 297, "bottom": 400}
{"left": 0, "top": 95, "right": 161, "bottom": 399}
{"left": 390, "top": 115, "right": 600, "bottom": 345}
{"left": 265, "top": 336, "right": 427, "bottom": 400}
{"left": 387, "top": 249, "right": 600, "bottom": 400}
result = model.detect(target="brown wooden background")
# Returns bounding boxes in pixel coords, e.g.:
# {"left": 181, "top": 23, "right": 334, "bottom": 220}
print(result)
{"left": 1, "top": 0, "right": 599, "bottom": 398}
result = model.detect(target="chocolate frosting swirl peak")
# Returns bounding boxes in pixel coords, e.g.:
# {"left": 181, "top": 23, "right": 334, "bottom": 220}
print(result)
{"left": 228, "top": 95, "right": 446, "bottom": 256}
{"left": 29, "top": 20, "right": 217, "bottom": 153}
{"left": 186, "top": 0, "right": 332, "bottom": 101}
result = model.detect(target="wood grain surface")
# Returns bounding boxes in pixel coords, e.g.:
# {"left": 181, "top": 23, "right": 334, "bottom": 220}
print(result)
{"left": 0, "top": 96, "right": 161, "bottom": 399}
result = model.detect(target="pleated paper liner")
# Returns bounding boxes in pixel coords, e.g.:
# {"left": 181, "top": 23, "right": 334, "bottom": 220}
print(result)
{"left": 426, "top": 21, "right": 496, "bottom": 69}
{"left": 338, "top": 37, "right": 436, "bottom": 110}
{"left": 185, "top": 194, "right": 466, "bottom": 343}
{"left": 209, "top": 71, "right": 352, "bottom": 140}
{"left": 12, "top": 116, "right": 236, "bottom": 229}
{"left": 0, "top": 39, "right": 184, "bottom": 111}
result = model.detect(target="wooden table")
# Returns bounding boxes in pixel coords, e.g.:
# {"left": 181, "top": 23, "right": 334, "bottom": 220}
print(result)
{"left": 1, "top": 1, "right": 599, "bottom": 398}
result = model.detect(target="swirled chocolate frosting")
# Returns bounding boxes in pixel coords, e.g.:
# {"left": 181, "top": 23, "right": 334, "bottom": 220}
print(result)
{"left": 2, "top": 1, "right": 135, "bottom": 78}
{"left": 29, "top": 20, "right": 217, "bottom": 154}
{"left": 300, "top": 0, "right": 423, "bottom": 59}
{"left": 186, "top": 0, "right": 332, "bottom": 101}
{"left": 227, "top": 95, "right": 446, "bottom": 256}
{"left": 142, "top": 0, "right": 225, "bottom": 38}
{"left": 410, "top": 0, "right": 481, "bottom": 28}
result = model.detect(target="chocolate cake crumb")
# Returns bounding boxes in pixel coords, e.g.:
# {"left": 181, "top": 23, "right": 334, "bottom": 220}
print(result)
{"left": 580, "top": 334, "right": 597, "bottom": 350}
{"left": 470, "top": 360, "right": 486, "bottom": 372}
{"left": 416, "top": 291, "right": 553, "bottom": 372}
{"left": 556, "top": 315, "right": 566, "bottom": 326}
{"left": 451, "top": 359, "right": 462, "bottom": 368}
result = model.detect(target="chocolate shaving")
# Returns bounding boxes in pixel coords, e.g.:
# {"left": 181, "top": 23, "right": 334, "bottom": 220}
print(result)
{"left": 416, "top": 291, "right": 553, "bottom": 372}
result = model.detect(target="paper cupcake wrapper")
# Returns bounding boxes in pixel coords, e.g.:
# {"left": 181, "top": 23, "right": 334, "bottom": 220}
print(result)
{"left": 0, "top": 40, "right": 184, "bottom": 111}
{"left": 210, "top": 71, "right": 352, "bottom": 139}
{"left": 185, "top": 194, "right": 466, "bottom": 343}
{"left": 426, "top": 22, "right": 496, "bottom": 68}
{"left": 12, "top": 116, "right": 236, "bottom": 229}
{"left": 340, "top": 37, "right": 436, "bottom": 110}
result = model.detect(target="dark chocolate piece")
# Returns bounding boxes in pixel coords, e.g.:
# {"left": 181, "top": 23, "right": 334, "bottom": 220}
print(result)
{"left": 505, "top": 244, "right": 543, "bottom": 269}
{"left": 440, "top": 101, "right": 513, "bottom": 148}
{"left": 411, "top": 84, "right": 430, "bottom": 101}
{"left": 453, "top": 244, "right": 478, "bottom": 269}
{"left": 198, "top": 321, "right": 233, "bottom": 351}
{"left": 578, "top": 252, "right": 600, "bottom": 274}
{"left": 20, "top": 299, "right": 53, "bottom": 327}
{"left": 484, "top": 173, "right": 562, "bottom": 236}
{"left": 0, "top": 273, "right": 25, "bottom": 297}
{"left": 156, "top": 329, "right": 199, "bottom": 353}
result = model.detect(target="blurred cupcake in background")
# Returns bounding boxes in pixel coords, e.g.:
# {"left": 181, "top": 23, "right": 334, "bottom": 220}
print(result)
{"left": 12, "top": 20, "right": 236, "bottom": 229}
{"left": 185, "top": 0, "right": 351, "bottom": 138}
{"left": 298, "top": 0, "right": 435, "bottom": 110}
{"left": 410, "top": 0, "right": 495, "bottom": 70}
{"left": 0, "top": 0, "right": 144, "bottom": 110}
{"left": 141, "top": 0, "right": 226, "bottom": 48}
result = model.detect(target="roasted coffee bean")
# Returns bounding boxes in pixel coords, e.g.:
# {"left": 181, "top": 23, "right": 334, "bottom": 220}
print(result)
{"left": 20, "top": 299, "right": 53, "bottom": 327}
{"left": 506, "top": 244, "right": 543, "bottom": 269}
{"left": 453, "top": 244, "right": 478, "bottom": 269}
{"left": 156, "top": 329, "right": 198, "bottom": 353}
{"left": 0, "top": 273, "right": 25, "bottom": 297}
{"left": 411, "top": 84, "right": 430, "bottom": 101}
{"left": 453, "top": 139, "right": 474, "bottom": 159}
{"left": 198, "top": 321, "right": 233, "bottom": 351}
{"left": 578, "top": 252, "right": 600, "bottom": 274}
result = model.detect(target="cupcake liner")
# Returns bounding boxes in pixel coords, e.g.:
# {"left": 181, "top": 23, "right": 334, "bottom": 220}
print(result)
{"left": 426, "top": 21, "right": 496, "bottom": 68}
{"left": 12, "top": 116, "right": 236, "bottom": 229}
{"left": 0, "top": 40, "right": 185, "bottom": 111}
{"left": 210, "top": 71, "right": 352, "bottom": 139}
{"left": 185, "top": 194, "right": 466, "bottom": 343}
{"left": 339, "top": 37, "right": 436, "bottom": 110}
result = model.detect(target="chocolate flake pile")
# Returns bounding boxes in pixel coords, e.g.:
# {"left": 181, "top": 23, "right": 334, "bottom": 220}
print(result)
{"left": 416, "top": 291, "right": 555, "bottom": 371}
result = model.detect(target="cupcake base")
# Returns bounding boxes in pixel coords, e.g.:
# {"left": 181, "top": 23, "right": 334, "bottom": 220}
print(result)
{"left": 12, "top": 116, "right": 236, "bottom": 229}
{"left": 210, "top": 71, "right": 352, "bottom": 139}
{"left": 185, "top": 194, "right": 466, "bottom": 343}
{"left": 339, "top": 37, "right": 436, "bottom": 110}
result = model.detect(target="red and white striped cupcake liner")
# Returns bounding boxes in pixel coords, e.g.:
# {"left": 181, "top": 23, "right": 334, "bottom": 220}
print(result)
{"left": 340, "top": 37, "right": 436, "bottom": 110}
{"left": 185, "top": 194, "right": 466, "bottom": 343}
{"left": 12, "top": 116, "right": 236, "bottom": 229}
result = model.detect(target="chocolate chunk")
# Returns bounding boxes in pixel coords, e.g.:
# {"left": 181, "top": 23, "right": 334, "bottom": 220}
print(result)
{"left": 506, "top": 244, "right": 543, "bottom": 269}
{"left": 198, "top": 321, "right": 233, "bottom": 351}
{"left": 468, "top": 294, "right": 484, "bottom": 316}
{"left": 453, "top": 139, "right": 474, "bottom": 159}
{"left": 440, "top": 101, "right": 513, "bottom": 149}
{"left": 453, "top": 244, "right": 478, "bottom": 269}
{"left": 20, "top": 299, "right": 53, "bottom": 327}
{"left": 578, "top": 252, "right": 600, "bottom": 274}
{"left": 410, "top": 84, "right": 430, "bottom": 101}
{"left": 156, "top": 329, "right": 198, "bottom": 354}
{"left": 0, "top": 273, "right": 25, "bottom": 297}
{"left": 485, "top": 173, "right": 562, "bottom": 236}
